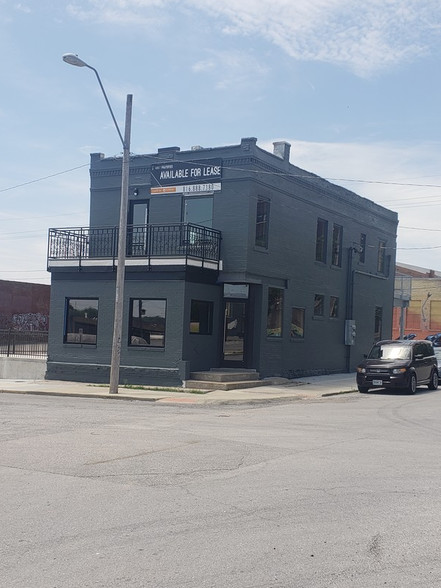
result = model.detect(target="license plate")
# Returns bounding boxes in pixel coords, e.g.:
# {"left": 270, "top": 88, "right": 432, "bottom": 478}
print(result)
{"left": 372, "top": 379, "right": 383, "bottom": 386}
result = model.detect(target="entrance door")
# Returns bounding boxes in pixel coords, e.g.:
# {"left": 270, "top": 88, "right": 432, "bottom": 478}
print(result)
{"left": 223, "top": 301, "right": 247, "bottom": 365}
{"left": 128, "top": 200, "right": 149, "bottom": 256}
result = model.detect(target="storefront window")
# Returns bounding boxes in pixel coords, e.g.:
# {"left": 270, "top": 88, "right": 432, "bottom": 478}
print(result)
{"left": 64, "top": 298, "right": 98, "bottom": 344}
{"left": 129, "top": 299, "right": 166, "bottom": 347}
{"left": 190, "top": 300, "right": 213, "bottom": 334}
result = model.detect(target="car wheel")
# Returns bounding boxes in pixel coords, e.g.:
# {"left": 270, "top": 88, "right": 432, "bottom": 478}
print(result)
{"left": 358, "top": 386, "right": 369, "bottom": 393}
{"left": 407, "top": 373, "right": 417, "bottom": 395}
{"left": 428, "top": 369, "right": 439, "bottom": 390}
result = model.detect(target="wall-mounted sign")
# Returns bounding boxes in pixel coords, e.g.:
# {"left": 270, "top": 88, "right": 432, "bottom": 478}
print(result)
{"left": 150, "top": 159, "right": 222, "bottom": 195}
{"left": 223, "top": 284, "right": 249, "bottom": 299}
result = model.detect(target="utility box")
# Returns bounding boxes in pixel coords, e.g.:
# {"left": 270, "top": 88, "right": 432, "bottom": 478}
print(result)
{"left": 345, "top": 319, "right": 356, "bottom": 346}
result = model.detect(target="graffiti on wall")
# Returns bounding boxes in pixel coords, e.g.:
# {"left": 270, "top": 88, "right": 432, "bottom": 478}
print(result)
{"left": 11, "top": 313, "right": 48, "bottom": 331}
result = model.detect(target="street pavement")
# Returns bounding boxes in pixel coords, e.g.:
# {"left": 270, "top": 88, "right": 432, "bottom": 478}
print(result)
{"left": 0, "top": 372, "right": 358, "bottom": 405}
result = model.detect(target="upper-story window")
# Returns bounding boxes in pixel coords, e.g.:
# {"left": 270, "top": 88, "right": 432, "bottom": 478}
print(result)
{"left": 377, "top": 240, "right": 387, "bottom": 274}
{"left": 315, "top": 219, "right": 328, "bottom": 263}
{"left": 183, "top": 196, "right": 213, "bottom": 228}
{"left": 255, "top": 199, "right": 270, "bottom": 248}
{"left": 314, "top": 294, "right": 325, "bottom": 317}
{"left": 331, "top": 224, "right": 343, "bottom": 267}
{"left": 359, "top": 233, "right": 366, "bottom": 263}
{"left": 330, "top": 296, "right": 339, "bottom": 318}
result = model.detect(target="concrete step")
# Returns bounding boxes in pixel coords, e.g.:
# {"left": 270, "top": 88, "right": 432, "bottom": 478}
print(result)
{"left": 185, "top": 378, "right": 268, "bottom": 391}
{"left": 190, "top": 369, "right": 260, "bottom": 383}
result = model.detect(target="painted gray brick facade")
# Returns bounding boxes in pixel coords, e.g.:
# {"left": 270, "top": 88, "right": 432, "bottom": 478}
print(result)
{"left": 47, "top": 137, "right": 398, "bottom": 384}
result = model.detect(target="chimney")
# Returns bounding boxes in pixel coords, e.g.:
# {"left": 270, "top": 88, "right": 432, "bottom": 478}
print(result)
{"left": 157, "top": 146, "right": 180, "bottom": 159}
{"left": 273, "top": 141, "right": 291, "bottom": 161}
{"left": 240, "top": 137, "right": 257, "bottom": 151}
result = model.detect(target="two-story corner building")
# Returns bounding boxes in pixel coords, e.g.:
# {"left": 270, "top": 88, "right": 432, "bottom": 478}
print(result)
{"left": 46, "top": 137, "right": 398, "bottom": 385}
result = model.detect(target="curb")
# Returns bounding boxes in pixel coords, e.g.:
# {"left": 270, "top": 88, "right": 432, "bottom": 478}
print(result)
{"left": 0, "top": 386, "right": 357, "bottom": 404}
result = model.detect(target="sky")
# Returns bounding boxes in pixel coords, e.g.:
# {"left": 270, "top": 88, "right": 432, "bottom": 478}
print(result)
{"left": 1, "top": 0, "right": 441, "bottom": 285}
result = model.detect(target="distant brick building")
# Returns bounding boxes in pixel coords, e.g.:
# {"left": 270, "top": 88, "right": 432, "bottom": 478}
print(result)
{"left": 0, "top": 280, "right": 50, "bottom": 330}
{"left": 393, "top": 264, "right": 441, "bottom": 339}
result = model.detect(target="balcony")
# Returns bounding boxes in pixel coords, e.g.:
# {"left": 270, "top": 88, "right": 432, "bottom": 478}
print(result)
{"left": 48, "top": 223, "right": 222, "bottom": 271}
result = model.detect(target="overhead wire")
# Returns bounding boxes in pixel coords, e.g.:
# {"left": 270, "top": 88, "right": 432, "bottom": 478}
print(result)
{"left": 1, "top": 156, "right": 441, "bottom": 252}
{"left": 0, "top": 164, "right": 89, "bottom": 193}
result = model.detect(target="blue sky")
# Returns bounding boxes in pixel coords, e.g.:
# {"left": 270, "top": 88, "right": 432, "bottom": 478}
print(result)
{"left": 1, "top": 0, "right": 441, "bottom": 284}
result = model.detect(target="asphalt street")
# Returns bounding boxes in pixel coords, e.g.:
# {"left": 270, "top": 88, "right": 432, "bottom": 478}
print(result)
{"left": 1, "top": 387, "right": 441, "bottom": 587}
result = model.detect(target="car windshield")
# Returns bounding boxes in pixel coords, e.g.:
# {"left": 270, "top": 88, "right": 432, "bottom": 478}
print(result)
{"left": 368, "top": 344, "right": 411, "bottom": 360}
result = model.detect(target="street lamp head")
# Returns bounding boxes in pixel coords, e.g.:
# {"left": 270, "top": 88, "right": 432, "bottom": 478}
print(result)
{"left": 62, "top": 53, "right": 89, "bottom": 68}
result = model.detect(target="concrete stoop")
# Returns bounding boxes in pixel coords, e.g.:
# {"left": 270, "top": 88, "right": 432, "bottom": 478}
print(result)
{"left": 186, "top": 368, "right": 267, "bottom": 391}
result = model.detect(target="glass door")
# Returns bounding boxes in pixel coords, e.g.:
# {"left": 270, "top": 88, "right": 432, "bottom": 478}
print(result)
{"left": 128, "top": 200, "right": 149, "bottom": 256}
{"left": 223, "top": 301, "right": 247, "bottom": 364}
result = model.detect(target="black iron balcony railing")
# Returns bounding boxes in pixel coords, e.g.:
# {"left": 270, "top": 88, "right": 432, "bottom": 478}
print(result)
{"left": 48, "top": 223, "right": 221, "bottom": 270}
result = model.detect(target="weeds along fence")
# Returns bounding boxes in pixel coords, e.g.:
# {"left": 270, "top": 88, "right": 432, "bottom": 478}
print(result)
{"left": 0, "top": 330, "right": 48, "bottom": 358}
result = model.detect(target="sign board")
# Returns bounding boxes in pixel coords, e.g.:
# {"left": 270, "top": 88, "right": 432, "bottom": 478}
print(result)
{"left": 223, "top": 284, "right": 249, "bottom": 299}
{"left": 150, "top": 159, "right": 222, "bottom": 195}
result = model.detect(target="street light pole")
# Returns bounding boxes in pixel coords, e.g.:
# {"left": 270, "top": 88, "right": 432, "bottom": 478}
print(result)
{"left": 63, "top": 53, "right": 132, "bottom": 394}
{"left": 109, "top": 95, "right": 132, "bottom": 394}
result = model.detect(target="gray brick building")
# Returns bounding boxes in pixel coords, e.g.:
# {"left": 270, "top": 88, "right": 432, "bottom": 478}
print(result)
{"left": 46, "top": 137, "right": 398, "bottom": 384}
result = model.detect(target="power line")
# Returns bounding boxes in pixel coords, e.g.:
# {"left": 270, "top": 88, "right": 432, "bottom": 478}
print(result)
{"left": 2, "top": 156, "right": 441, "bottom": 195}
{"left": 0, "top": 164, "right": 89, "bottom": 193}
{"left": 400, "top": 226, "right": 441, "bottom": 232}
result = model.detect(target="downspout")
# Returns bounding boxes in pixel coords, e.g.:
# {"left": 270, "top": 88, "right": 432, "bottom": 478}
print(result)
{"left": 345, "top": 247, "right": 355, "bottom": 373}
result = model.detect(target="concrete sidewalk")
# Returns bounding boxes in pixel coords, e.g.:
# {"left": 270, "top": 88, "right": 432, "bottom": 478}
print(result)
{"left": 0, "top": 373, "right": 358, "bottom": 405}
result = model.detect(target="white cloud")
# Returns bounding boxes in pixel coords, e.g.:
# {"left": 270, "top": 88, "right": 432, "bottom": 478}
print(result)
{"left": 66, "top": 0, "right": 170, "bottom": 25}
{"left": 192, "top": 59, "right": 216, "bottom": 73}
{"left": 66, "top": 0, "right": 441, "bottom": 76}
{"left": 190, "top": 0, "right": 441, "bottom": 77}
{"left": 14, "top": 3, "right": 32, "bottom": 13}
{"left": 260, "top": 138, "right": 441, "bottom": 268}
{"left": 192, "top": 50, "right": 268, "bottom": 89}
